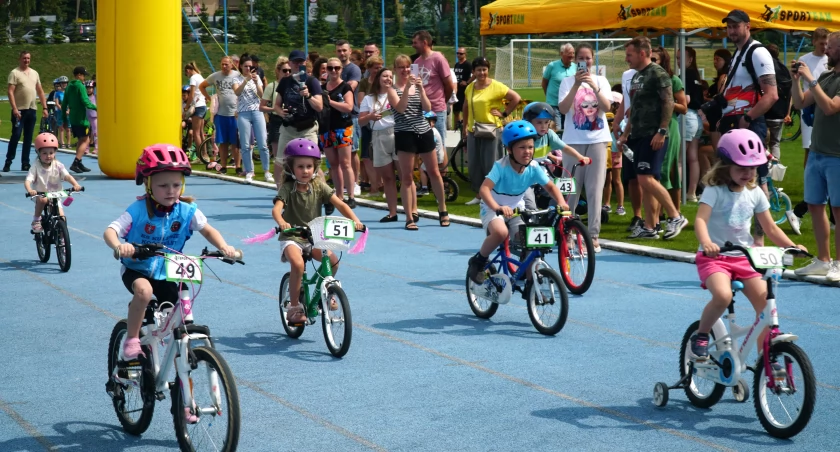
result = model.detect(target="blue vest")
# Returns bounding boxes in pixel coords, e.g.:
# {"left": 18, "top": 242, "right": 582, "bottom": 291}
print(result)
{"left": 121, "top": 199, "right": 197, "bottom": 280}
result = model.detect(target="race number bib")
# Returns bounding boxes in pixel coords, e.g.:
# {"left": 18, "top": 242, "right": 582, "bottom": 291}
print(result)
{"left": 747, "top": 247, "right": 787, "bottom": 269}
{"left": 165, "top": 254, "right": 203, "bottom": 283}
{"left": 526, "top": 227, "right": 555, "bottom": 248}
{"left": 554, "top": 178, "right": 576, "bottom": 195}
{"left": 324, "top": 218, "right": 355, "bottom": 240}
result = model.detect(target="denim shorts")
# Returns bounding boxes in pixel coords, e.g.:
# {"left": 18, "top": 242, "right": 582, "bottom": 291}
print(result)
{"left": 684, "top": 109, "right": 703, "bottom": 140}
{"left": 804, "top": 152, "right": 840, "bottom": 206}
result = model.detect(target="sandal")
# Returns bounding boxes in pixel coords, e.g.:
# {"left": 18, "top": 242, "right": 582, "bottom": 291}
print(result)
{"left": 439, "top": 211, "right": 451, "bottom": 227}
{"left": 404, "top": 220, "right": 419, "bottom": 231}
{"left": 412, "top": 212, "right": 420, "bottom": 223}
{"left": 286, "top": 305, "right": 307, "bottom": 324}
{"left": 380, "top": 214, "right": 398, "bottom": 223}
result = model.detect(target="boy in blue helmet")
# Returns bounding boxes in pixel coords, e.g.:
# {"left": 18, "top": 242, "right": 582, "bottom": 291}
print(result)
{"left": 467, "top": 120, "right": 570, "bottom": 284}
{"left": 523, "top": 102, "right": 590, "bottom": 169}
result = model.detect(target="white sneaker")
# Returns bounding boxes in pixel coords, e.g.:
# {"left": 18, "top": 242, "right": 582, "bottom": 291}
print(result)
{"left": 465, "top": 198, "right": 481, "bottom": 205}
{"left": 785, "top": 211, "right": 801, "bottom": 235}
{"left": 245, "top": 172, "right": 255, "bottom": 183}
{"left": 354, "top": 184, "right": 361, "bottom": 196}
{"left": 794, "top": 259, "right": 831, "bottom": 277}
{"left": 827, "top": 261, "right": 840, "bottom": 282}
{"left": 264, "top": 171, "right": 274, "bottom": 183}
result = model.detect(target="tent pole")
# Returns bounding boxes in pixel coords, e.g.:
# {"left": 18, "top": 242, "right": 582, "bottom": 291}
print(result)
{"left": 595, "top": 33, "right": 599, "bottom": 72}
{"left": 510, "top": 39, "right": 514, "bottom": 87}
{"left": 480, "top": 35, "right": 485, "bottom": 58}
{"left": 455, "top": 0, "right": 459, "bottom": 51}
{"left": 224, "top": 0, "right": 228, "bottom": 55}
{"left": 680, "top": 29, "right": 687, "bottom": 205}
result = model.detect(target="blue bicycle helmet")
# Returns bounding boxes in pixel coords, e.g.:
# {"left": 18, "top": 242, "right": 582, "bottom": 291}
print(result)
{"left": 523, "top": 102, "right": 555, "bottom": 122}
{"left": 423, "top": 111, "right": 437, "bottom": 119}
{"left": 182, "top": 85, "right": 191, "bottom": 92}
{"left": 501, "top": 120, "right": 539, "bottom": 147}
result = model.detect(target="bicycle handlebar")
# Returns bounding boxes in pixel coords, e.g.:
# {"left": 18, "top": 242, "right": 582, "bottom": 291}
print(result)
{"left": 275, "top": 223, "right": 368, "bottom": 244}
{"left": 716, "top": 241, "right": 812, "bottom": 272}
{"left": 495, "top": 206, "right": 572, "bottom": 218}
{"left": 25, "top": 186, "right": 85, "bottom": 198}
{"left": 113, "top": 243, "right": 244, "bottom": 264}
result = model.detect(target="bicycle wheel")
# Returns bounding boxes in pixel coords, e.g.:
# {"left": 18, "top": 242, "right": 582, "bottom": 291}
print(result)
{"left": 195, "top": 138, "right": 214, "bottom": 165}
{"left": 279, "top": 273, "right": 305, "bottom": 338}
{"left": 465, "top": 264, "right": 500, "bottom": 319}
{"left": 771, "top": 190, "right": 792, "bottom": 225}
{"left": 527, "top": 267, "right": 569, "bottom": 335}
{"left": 106, "top": 320, "right": 155, "bottom": 436}
{"left": 753, "top": 342, "right": 816, "bottom": 439}
{"left": 35, "top": 231, "right": 50, "bottom": 263}
{"left": 54, "top": 219, "right": 71, "bottom": 272}
{"left": 557, "top": 219, "right": 595, "bottom": 295}
{"left": 48, "top": 116, "right": 58, "bottom": 135}
{"left": 679, "top": 321, "right": 726, "bottom": 408}
{"left": 781, "top": 110, "right": 801, "bottom": 142}
{"left": 450, "top": 139, "right": 469, "bottom": 182}
{"left": 172, "top": 346, "right": 241, "bottom": 451}
{"left": 321, "top": 284, "right": 352, "bottom": 358}
{"left": 443, "top": 175, "right": 459, "bottom": 202}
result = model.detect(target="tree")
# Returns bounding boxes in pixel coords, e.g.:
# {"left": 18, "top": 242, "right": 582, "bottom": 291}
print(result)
{"left": 52, "top": 25, "right": 67, "bottom": 44}
{"left": 252, "top": 13, "right": 271, "bottom": 44}
{"left": 231, "top": 9, "right": 251, "bottom": 43}
{"left": 367, "top": 2, "right": 382, "bottom": 45}
{"left": 182, "top": 9, "right": 193, "bottom": 42}
{"left": 273, "top": 0, "right": 291, "bottom": 47}
{"left": 391, "top": 4, "right": 408, "bottom": 46}
{"left": 349, "top": 0, "right": 366, "bottom": 47}
{"left": 332, "top": 7, "right": 348, "bottom": 42}
{"left": 32, "top": 18, "right": 48, "bottom": 45}
{"left": 309, "top": 4, "right": 330, "bottom": 47}
{"left": 460, "top": 6, "right": 477, "bottom": 47}
{"left": 66, "top": 20, "right": 82, "bottom": 42}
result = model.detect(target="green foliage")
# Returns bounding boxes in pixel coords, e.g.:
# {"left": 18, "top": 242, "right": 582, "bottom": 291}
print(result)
{"left": 7, "top": 0, "right": 36, "bottom": 22}
{"left": 232, "top": 9, "right": 250, "bottom": 43}
{"left": 0, "top": 5, "right": 10, "bottom": 45}
{"left": 460, "top": 7, "right": 477, "bottom": 47}
{"left": 51, "top": 25, "right": 67, "bottom": 44}
{"left": 273, "top": 0, "right": 292, "bottom": 47}
{"left": 332, "top": 8, "right": 349, "bottom": 42}
{"left": 182, "top": 11, "right": 193, "bottom": 42}
{"left": 349, "top": 0, "right": 366, "bottom": 47}
{"left": 391, "top": 5, "right": 408, "bottom": 46}
{"left": 33, "top": 18, "right": 48, "bottom": 45}
{"left": 290, "top": 12, "right": 306, "bottom": 48}
{"left": 199, "top": 3, "right": 211, "bottom": 28}
{"left": 66, "top": 20, "right": 82, "bottom": 43}
{"left": 309, "top": 4, "right": 331, "bottom": 47}
{"left": 367, "top": 2, "right": 382, "bottom": 44}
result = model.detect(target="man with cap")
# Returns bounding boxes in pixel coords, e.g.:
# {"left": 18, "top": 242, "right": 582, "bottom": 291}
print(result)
{"left": 272, "top": 49, "right": 324, "bottom": 188}
{"left": 61, "top": 66, "right": 97, "bottom": 173}
{"left": 718, "top": 9, "right": 778, "bottom": 244}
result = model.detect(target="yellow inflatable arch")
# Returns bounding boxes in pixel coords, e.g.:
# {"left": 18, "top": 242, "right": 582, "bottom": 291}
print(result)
{"left": 97, "top": 1, "right": 181, "bottom": 179}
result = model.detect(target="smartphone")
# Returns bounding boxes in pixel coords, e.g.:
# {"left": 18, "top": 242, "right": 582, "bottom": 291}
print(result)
{"left": 577, "top": 60, "right": 587, "bottom": 73}
{"left": 250, "top": 67, "right": 257, "bottom": 73}
{"left": 410, "top": 64, "right": 419, "bottom": 76}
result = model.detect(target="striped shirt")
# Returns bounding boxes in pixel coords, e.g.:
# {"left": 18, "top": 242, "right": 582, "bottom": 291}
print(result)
{"left": 236, "top": 77, "right": 263, "bottom": 113}
{"left": 391, "top": 87, "right": 430, "bottom": 134}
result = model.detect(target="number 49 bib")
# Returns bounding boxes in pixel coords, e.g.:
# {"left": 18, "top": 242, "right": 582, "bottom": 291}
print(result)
{"left": 165, "top": 254, "right": 203, "bottom": 283}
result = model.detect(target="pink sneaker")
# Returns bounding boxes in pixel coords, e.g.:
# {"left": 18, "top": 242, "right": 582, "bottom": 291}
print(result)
{"left": 122, "top": 338, "right": 145, "bottom": 360}
{"left": 184, "top": 407, "right": 199, "bottom": 424}
{"left": 31, "top": 220, "right": 43, "bottom": 233}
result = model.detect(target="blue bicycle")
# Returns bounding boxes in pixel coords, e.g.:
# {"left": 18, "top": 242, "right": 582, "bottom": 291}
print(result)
{"left": 466, "top": 206, "right": 570, "bottom": 335}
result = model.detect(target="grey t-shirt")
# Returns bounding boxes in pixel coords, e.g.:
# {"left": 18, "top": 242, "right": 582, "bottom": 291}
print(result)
{"left": 205, "top": 70, "right": 243, "bottom": 117}
{"left": 810, "top": 71, "right": 840, "bottom": 157}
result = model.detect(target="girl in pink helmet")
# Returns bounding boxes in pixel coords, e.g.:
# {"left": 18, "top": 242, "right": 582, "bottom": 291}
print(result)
{"left": 689, "top": 129, "right": 806, "bottom": 361}
{"left": 273, "top": 138, "right": 363, "bottom": 324}
{"left": 103, "top": 144, "right": 237, "bottom": 361}
{"left": 24, "top": 133, "right": 82, "bottom": 233}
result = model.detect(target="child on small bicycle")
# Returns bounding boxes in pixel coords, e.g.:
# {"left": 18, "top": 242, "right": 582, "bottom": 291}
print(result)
{"left": 273, "top": 138, "right": 364, "bottom": 324}
{"left": 104, "top": 144, "right": 237, "bottom": 360}
{"left": 418, "top": 111, "right": 448, "bottom": 196}
{"left": 25, "top": 133, "right": 82, "bottom": 233}
{"left": 522, "top": 102, "right": 589, "bottom": 170}
{"left": 690, "top": 129, "right": 806, "bottom": 361}
{"left": 467, "top": 120, "right": 570, "bottom": 285}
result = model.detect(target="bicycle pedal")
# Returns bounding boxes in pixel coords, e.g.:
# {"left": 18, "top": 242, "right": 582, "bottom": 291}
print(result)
{"left": 287, "top": 321, "right": 306, "bottom": 327}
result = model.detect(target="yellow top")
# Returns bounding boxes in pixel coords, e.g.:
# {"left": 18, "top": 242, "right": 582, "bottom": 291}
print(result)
{"left": 465, "top": 80, "right": 510, "bottom": 133}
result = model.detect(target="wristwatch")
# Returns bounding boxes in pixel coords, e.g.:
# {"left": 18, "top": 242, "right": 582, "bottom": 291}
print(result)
{"left": 809, "top": 79, "right": 819, "bottom": 89}
{"left": 657, "top": 127, "right": 668, "bottom": 136}
{"left": 743, "top": 114, "right": 753, "bottom": 124}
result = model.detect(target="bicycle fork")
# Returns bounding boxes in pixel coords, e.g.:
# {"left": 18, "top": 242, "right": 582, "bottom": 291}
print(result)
{"left": 175, "top": 337, "right": 224, "bottom": 418}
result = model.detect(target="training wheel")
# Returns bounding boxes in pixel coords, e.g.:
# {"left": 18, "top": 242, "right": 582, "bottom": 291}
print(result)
{"left": 653, "top": 382, "right": 669, "bottom": 407}
{"left": 732, "top": 378, "right": 749, "bottom": 403}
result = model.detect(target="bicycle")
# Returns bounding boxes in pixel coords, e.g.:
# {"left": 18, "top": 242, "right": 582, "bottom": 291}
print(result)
{"left": 26, "top": 186, "right": 84, "bottom": 272}
{"left": 780, "top": 108, "right": 801, "bottom": 142}
{"left": 532, "top": 163, "right": 597, "bottom": 295}
{"left": 44, "top": 101, "right": 59, "bottom": 134}
{"left": 653, "top": 242, "right": 816, "bottom": 439}
{"left": 184, "top": 117, "right": 217, "bottom": 165}
{"left": 449, "top": 120, "right": 469, "bottom": 183}
{"left": 396, "top": 156, "right": 459, "bottom": 203}
{"left": 765, "top": 161, "right": 794, "bottom": 229}
{"left": 105, "top": 243, "right": 244, "bottom": 451}
{"left": 276, "top": 216, "right": 367, "bottom": 358}
{"left": 466, "top": 206, "right": 570, "bottom": 335}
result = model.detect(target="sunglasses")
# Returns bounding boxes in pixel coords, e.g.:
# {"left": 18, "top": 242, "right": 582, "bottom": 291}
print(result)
{"left": 579, "top": 102, "right": 598, "bottom": 109}
{"left": 326, "top": 66, "right": 342, "bottom": 71}
{"left": 364, "top": 50, "right": 375, "bottom": 54}
{"left": 456, "top": 52, "right": 465, "bottom": 55}
{"left": 280, "top": 68, "right": 291, "bottom": 73}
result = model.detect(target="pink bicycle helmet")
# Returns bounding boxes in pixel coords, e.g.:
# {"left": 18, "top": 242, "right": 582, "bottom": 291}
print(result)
{"left": 284, "top": 138, "right": 321, "bottom": 159}
{"left": 34, "top": 132, "right": 59, "bottom": 151}
{"left": 135, "top": 144, "right": 192, "bottom": 185}
{"left": 717, "top": 129, "right": 768, "bottom": 167}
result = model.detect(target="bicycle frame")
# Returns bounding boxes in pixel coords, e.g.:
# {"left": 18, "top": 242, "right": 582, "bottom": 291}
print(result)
{"left": 299, "top": 253, "right": 339, "bottom": 319}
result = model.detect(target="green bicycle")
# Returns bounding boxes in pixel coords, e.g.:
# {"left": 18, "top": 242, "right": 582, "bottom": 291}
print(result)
{"left": 276, "top": 216, "right": 366, "bottom": 358}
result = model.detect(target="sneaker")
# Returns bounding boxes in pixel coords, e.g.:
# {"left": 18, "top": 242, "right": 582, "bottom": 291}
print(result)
{"left": 825, "top": 261, "right": 840, "bottom": 282}
{"left": 70, "top": 159, "right": 91, "bottom": 173}
{"left": 602, "top": 205, "right": 612, "bottom": 213}
{"left": 324, "top": 203, "right": 335, "bottom": 215}
{"left": 264, "top": 171, "right": 274, "bottom": 183}
{"left": 346, "top": 198, "right": 357, "bottom": 209}
{"left": 286, "top": 305, "right": 307, "bottom": 324}
{"left": 794, "top": 259, "right": 831, "bottom": 277}
{"left": 785, "top": 211, "right": 801, "bottom": 235}
{"left": 418, "top": 187, "right": 430, "bottom": 196}
{"left": 690, "top": 333, "right": 709, "bottom": 361}
{"left": 793, "top": 201, "right": 808, "bottom": 218}
{"left": 626, "top": 216, "right": 643, "bottom": 231}
{"left": 663, "top": 215, "right": 689, "bottom": 239}
{"left": 21, "top": 163, "right": 30, "bottom": 172}
{"left": 31, "top": 220, "right": 43, "bottom": 233}
{"left": 465, "top": 197, "right": 481, "bottom": 205}
{"left": 616, "top": 206, "right": 626, "bottom": 216}
{"left": 467, "top": 253, "right": 488, "bottom": 284}
{"left": 655, "top": 224, "right": 663, "bottom": 235}
{"left": 1, "top": 162, "right": 9, "bottom": 172}
{"left": 628, "top": 227, "right": 658, "bottom": 239}
{"left": 122, "top": 338, "right": 145, "bottom": 361}
{"left": 244, "top": 172, "right": 255, "bottom": 182}
{"left": 686, "top": 195, "right": 698, "bottom": 203}
{"left": 353, "top": 184, "right": 361, "bottom": 196}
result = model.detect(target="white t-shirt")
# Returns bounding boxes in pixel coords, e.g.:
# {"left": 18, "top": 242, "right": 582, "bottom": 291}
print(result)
{"left": 557, "top": 75, "right": 613, "bottom": 144}
{"left": 621, "top": 69, "right": 636, "bottom": 113}
{"left": 189, "top": 73, "right": 206, "bottom": 108}
{"left": 799, "top": 52, "right": 829, "bottom": 91}
{"left": 698, "top": 184, "right": 770, "bottom": 254}
{"left": 723, "top": 40, "right": 774, "bottom": 117}
{"left": 26, "top": 160, "right": 69, "bottom": 192}
{"left": 359, "top": 93, "right": 395, "bottom": 131}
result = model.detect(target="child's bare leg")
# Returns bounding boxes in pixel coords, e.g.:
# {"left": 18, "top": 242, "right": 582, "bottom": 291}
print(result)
{"left": 127, "top": 279, "right": 154, "bottom": 338}
{"left": 284, "top": 245, "right": 305, "bottom": 307}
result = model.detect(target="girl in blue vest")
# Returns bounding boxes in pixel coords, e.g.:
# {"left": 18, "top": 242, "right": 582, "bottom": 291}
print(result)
{"left": 104, "top": 144, "right": 237, "bottom": 360}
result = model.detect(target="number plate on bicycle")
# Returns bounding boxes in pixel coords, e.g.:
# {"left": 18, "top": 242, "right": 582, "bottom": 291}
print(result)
{"left": 324, "top": 218, "right": 355, "bottom": 240}
{"left": 554, "top": 178, "right": 576, "bottom": 195}
{"left": 526, "top": 227, "right": 555, "bottom": 248}
{"left": 45, "top": 191, "right": 69, "bottom": 199}
{"left": 747, "top": 247, "right": 787, "bottom": 269}
{"left": 165, "top": 254, "right": 203, "bottom": 283}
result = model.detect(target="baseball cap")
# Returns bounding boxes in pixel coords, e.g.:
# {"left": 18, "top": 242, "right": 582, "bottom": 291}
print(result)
{"left": 722, "top": 9, "right": 750, "bottom": 24}
{"left": 73, "top": 66, "right": 90, "bottom": 76}
{"left": 288, "top": 50, "right": 307, "bottom": 62}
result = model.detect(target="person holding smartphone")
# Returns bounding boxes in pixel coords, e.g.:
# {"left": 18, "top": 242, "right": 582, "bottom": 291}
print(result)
{"left": 234, "top": 55, "right": 271, "bottom": 183}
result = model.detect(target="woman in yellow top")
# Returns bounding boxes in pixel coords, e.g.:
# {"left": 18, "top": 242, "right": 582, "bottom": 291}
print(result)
{"left": 462, "top": 57, "right": 521, "bottom": 205}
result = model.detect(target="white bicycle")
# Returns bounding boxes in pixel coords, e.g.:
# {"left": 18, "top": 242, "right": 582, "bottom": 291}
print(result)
{"left": 653, "top": 242, "right": 816, "bottom": 439}
{"left": 105, "top": 244, "right": 244, "bottom": 451}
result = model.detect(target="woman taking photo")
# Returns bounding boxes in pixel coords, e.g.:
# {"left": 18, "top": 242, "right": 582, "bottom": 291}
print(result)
{"left": 462, "top": 57, "right": 521, "bottom": 206}
{"left": 322, "top": 57, "right": 357, "bottom": 207}
{"left": 359, "top": 67, "right": 399, "bottom": 222}
{"left": 356, "top": 56, "right": 385, "bottom": 197}
{"left": 388, "top": 54, "right": 450, "bottom": 230}
{"left": 234, "top": 55, "right": 271, "bottom": 183}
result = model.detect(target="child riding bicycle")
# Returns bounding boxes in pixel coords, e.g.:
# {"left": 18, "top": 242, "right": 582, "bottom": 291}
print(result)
{"left": 24, "top": 133, "right": 83, "bottom": 232}
{"left": 467, "top": 120, "right": 570, "bottom": 285}
{"left": 522, "top": 102, "right": 589, "bottom": 171}
{"left": 690, "top": 129, "right": 806, "bottom": 362}
{"left": 273, "top": 138, "right": 364, "bottom": 324}
{"left": 104, "top": 144, "right": 237, "bottom": 360}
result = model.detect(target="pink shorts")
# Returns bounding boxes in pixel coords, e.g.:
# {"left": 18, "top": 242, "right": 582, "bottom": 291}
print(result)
{"left": 695, "top": 252, "right": 761, "bottom": 289}
{"left": 607, "top": 150, "right": 622, "bottom": 169}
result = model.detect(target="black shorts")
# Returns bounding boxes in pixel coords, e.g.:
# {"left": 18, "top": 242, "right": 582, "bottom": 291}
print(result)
{"left": 394, "top": 129, "right": 435, "bottom": 155}
{"left": 626, "top": 135, "right": 666, "bottom": 179}
{"left": 122, "top": 268, "right": 181, "bottom": 303}
{"left": 267, "top": 115, "right": 283, "bottom": 144}
{"left": 453, "top": 89, "right": 466, "bottom": 112}
{"left": 360, "top": 126, "right": 372, "bottom": 159}
{"left": 71, "top": 124, "right": 89, "bottom": 139}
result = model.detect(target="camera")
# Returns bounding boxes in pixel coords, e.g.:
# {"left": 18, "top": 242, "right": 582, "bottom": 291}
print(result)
{"left": 700, "top": 94, "right": 727, "bottom": 116}
{"left": 280, "top": 106, "right": 300, "bottom": 126}
{"left": 792, "top": 61, "right": 803, "bottom": 73}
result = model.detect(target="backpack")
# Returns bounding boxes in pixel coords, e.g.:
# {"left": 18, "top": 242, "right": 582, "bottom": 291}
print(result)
{"left": 743, "top": 44, "right": 792, "bottom": 120}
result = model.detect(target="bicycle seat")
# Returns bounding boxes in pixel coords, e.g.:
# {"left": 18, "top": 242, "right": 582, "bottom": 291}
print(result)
{"left": 731, "top": 281, "right": 744, "bottom": 292}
